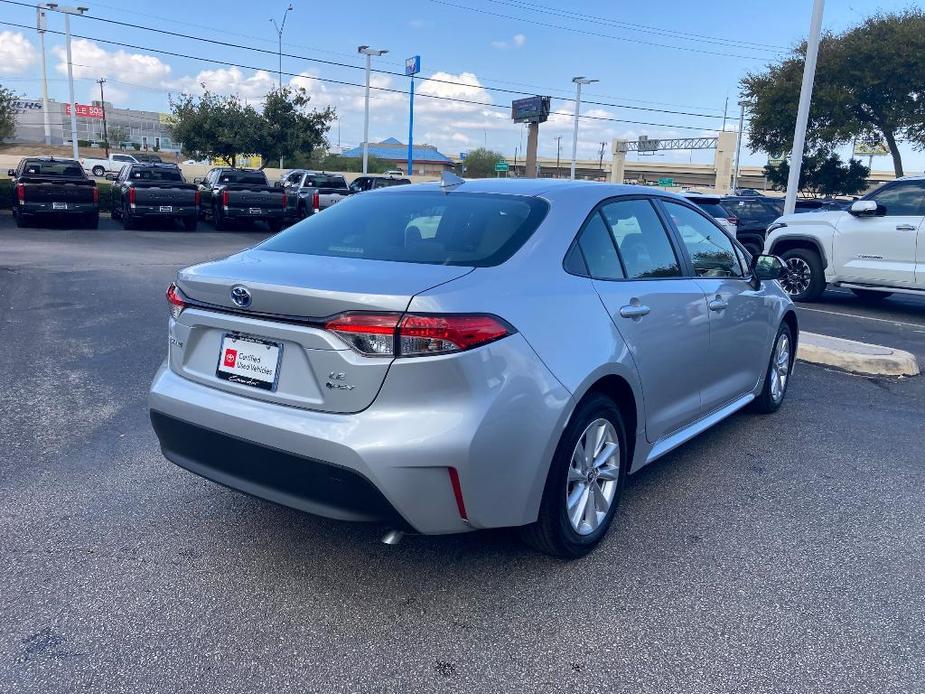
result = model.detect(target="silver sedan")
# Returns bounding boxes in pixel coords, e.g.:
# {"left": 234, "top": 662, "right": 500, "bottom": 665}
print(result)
{"left": 149, "top": 178, "right": 797, "bottom": 558}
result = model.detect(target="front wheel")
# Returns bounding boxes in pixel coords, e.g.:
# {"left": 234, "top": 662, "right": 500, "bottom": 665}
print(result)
{"left": 751, "top": 322, "right": 794, "bottom": 414}
{"left": 850, "top": 288, "right": 892, "bottom": 301}
{"left": 92, "top": 166, "right": 105, "bottom": 177}
{"left": 520, "top": 394, "right": 627, "bottom": 559}
{"left": 779, "top": 248, "right": 825, "bottom": 301}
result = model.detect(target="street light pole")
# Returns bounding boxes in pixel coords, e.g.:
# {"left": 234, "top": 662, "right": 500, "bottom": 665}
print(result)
{"left": 784, "top": 0, "right": 825, "bottom": 215}
{"left": 46, "top": 4, "right": 89, "bottom": 160}
{"left": 270, "top": 4, "right": 293, "bottom": 171}
{"left": 570, "top": 76, "right": 598, "bottom": 180}
{"left": 732, "top": 101, "right": 746, "bottom": 192}
{"left": 555, "top": 135, "right": 561, "bottom": 178}
{"left": 36, "top": 6, "right": 51, "bottom": 145}
{"left": 97, "top": 78, "right": 108, "bottom": 158}
{"left": 358, "top": 45, "right": 389, "bottom": 175}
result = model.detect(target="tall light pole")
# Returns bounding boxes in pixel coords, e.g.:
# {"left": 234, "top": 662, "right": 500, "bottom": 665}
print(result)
{"left": 36, "top": 6, "right": 51, "bottom": 145}
{"left": 270, "top": 4, "right": 293, "bottom": 172}
{"left": 570, "top": 76, "right": 598, "bottom": 180}
{"left": 97, "top": 78, "right": 108, "bottom": 157}
{"left": 555, "top": 135, "right": 561, "bottom": 178}
{"left": 405, "top": 55, "right": 421, "bottom": 176}
{"left": 732, "top": 100, "right": 746, "bottom": 192}
{"left": 784, "top": 0, "right": 825, "bottom": 215}
{"left": 47, "top": 3, "right": 88, "bottom": 161}
{"left": 358, "top": 45, "right": 388, "bottom": 174}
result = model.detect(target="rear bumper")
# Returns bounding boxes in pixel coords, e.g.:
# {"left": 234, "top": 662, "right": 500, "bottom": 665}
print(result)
{"left": 224, "top": 207, "right": 285, "bottom": 221}
{"left": 148, "top": 333, "right": 571, "bottom": 534}
{"left": 131, "top": 204, "right": 197, "bottom": 218}
{"left": 18, "top": 201, "right": 97, "bottom": 215}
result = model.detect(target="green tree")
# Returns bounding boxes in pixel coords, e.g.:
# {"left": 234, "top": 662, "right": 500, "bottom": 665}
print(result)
{"left": 462, "top": 147, "right": 503, "bottom": 178}
{"left": 763, "top": 152, "right": 869, "bottom": 197}
{"left": 257, "top": 87, "right": 335, "bottom": 166}
{"left": 742, "top": 9, "right": 925, "bottom": 177}
{"left": 0, "top": 84, "right": 16, "bottom": 142}
{"left": 168, "top": 89, "right": 263, "bottom": 167}
{"left": 107, "top": 125, "right": 128, "bottom": 146}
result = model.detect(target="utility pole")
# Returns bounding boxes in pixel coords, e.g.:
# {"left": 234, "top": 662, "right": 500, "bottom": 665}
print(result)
{"left": 36, "top": 6, "right": 51, "bottom": 145}
{"left": 555, "top": 135, "right": 561, "bottom": 178}
{"left": 46, "top": 3, "right": 89, "bottom": 161}
{"left": 721, "top": 96, "right": 729, "bottom": 132}
{"left": 97, "top": 78, "right": 109, "bottom": 157}
{"left": 784, "top": 0, "right": 825, "bottom": 215}
{"left": 270, "top": 4, "right": 293, "bottom": 172}
{"left": 513, "top": 146, "right": 518, "bottom": 176}
{"left": 358, "top": 45, "right": 389, "bottom": 174}
{"left": 732, "top": 101, "right": 746, "bottom": 192}
{"left": 598, "top": 141, "right": 606, "bottom": 175}
{"left": 570, "top": 76, "right": 598, "bottom": 180}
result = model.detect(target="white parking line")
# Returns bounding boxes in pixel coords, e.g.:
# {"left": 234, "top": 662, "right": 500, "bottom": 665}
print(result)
{"left": 796, "top": 306, "right": 925, "bottom": 329}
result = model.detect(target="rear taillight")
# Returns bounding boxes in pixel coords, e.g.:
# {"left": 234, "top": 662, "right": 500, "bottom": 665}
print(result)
{"left": 92, "top": 186, "right": 99, "bottom": 204}
{"left": 727, "top": 216, "right": 738, "bottom": 225}
{"left": 128, "top": 187, "right": 136, "bottom": 205}
{"left": 312, "top": 190, "right": 320, "bottom": 212}
{"left": 448, "top": 467, "right": 468, "bottom": 520}
{"left": 165, "top": 282, "right": 187, "bottom": 320}
{"left": 281, "top": 190, "right": 287, "bottom": 208}
{"left": 222, "top": 191, "right": 230, "bottom": 208}
{"left": 15, "top": 183, "right": 25, "bottom": 203}
{"left": 323, "top": 312, "right": 513, "bottom": 357}
{"left": 194, "top": 190, "right": 201, "bottom": 206}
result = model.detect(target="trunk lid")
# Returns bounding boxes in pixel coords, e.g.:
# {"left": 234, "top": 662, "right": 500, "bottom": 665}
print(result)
{"left": 22, "top": 180, "right": 95, "bottom": 202}
{"left": 172, "top": 250, "right": 473, "bottom": 413}
{"left": 226, "top": 187, "right": 282, "bottom": 208}
{"left": 132, "top": 184, "right": 197, "bottom": 206}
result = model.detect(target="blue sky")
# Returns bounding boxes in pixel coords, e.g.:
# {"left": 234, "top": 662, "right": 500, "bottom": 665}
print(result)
{"left": 1, "top": 0, "right": 921, "bottom": 171}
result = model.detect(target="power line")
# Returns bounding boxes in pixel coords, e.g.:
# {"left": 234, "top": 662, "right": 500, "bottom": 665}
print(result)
{"left": 0, "top": 0, "right": 730, "bottom": 122}
{"left": 428, "top": 0, "right": 782, "bottom": 61}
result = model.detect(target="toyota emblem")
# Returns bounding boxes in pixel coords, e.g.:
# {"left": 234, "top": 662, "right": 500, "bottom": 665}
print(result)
{"left": 230, "top": 285, "right": 252, "bottom": 308}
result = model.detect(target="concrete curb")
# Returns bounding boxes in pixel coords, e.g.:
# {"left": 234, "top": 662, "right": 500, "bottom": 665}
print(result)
{"left": 797, "top": 331, "right": 920, "bottom": 377}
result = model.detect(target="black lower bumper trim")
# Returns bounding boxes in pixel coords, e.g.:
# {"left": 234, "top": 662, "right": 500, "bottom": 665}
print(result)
{"left": 150, "top": 410, "right": 410, "bottom": 528}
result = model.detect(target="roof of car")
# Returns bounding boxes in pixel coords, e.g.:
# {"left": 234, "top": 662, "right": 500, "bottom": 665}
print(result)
{"left": 22, "top": 156, "right": 79, "bottom": 163}
{"left": 390, "top": 178, "right": 697, "bottom": 202}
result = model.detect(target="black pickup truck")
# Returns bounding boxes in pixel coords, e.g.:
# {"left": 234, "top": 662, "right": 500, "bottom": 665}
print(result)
{"left": 109, "top": 163, "right": 199, "bottom": 230}
{"left": 8, "top": 157, "right": 99, "bottom": 228}
{"left": 195, "top": 168, "right": 287, "bottom": 231}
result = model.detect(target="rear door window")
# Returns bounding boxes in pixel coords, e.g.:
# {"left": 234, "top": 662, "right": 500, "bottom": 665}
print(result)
{"left": 259, "top": 191, "right": 549, "bottom": 267}
{"left": 600, "top": 199, "right": 682, "bottom": 279}
{"left": 577, "top": 213, "right": 624, "bottom": 280}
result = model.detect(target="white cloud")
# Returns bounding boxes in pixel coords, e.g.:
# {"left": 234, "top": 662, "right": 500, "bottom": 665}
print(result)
{"left": 491, "top": 33, "right": 527, "bottom": 50}
{"left": 513, "top": 33, "right": 527, "bottom": 48}
{"left": 54, "top": 39, "right": 173, "bottom": 84}
{"left": 0, "top": 31, "right": 38, "bottom": 75}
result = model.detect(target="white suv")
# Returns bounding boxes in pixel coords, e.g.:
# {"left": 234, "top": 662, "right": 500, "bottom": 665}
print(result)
{"left": 765, "top": 176, "right": 925, "bottom": 301}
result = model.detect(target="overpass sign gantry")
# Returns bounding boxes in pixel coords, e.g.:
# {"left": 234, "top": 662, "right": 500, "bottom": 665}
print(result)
{"left": 611, "top": 133, "right": 737, "bottom": 193}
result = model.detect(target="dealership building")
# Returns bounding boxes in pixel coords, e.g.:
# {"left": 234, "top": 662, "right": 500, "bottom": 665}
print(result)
{"left": 12, "top": 97, "right": 179, "bottom": 153}
{"left": 341, "top": 137, "right": 454, "bottom": 176}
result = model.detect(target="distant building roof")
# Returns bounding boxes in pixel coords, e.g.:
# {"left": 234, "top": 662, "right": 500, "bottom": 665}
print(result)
{"left": 341, "top": 138, "right": 453, "bottom": 164}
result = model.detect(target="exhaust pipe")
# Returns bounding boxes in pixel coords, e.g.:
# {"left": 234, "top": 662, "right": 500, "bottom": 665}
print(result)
{"left": 380, "top": 529, "right": 404, "bottom": 545}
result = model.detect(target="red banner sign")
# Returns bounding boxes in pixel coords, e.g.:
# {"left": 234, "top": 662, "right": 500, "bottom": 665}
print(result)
{"left": 64, "top": 103, "right": 104, "bottom": 119}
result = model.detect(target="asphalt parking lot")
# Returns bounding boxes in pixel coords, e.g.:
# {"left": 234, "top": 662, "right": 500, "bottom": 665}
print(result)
{"left": 1, "top": 217, "right": 923, "bottom": 693}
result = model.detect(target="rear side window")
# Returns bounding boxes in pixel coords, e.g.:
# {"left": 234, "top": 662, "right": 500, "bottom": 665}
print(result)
{"left": 259, "top": 191, "right": 548, "bottom": 267}
{"left": 577, "top": 213, "right": 623, "bottom": 280}
{"left": 600, "top": 199, "right": 681, "bottom": 279}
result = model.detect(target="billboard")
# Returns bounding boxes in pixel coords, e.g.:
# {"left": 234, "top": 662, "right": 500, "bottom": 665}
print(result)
{"left": 64, "top": 103, "right": 104, "bottom": 119}
{"left": 511, "top": 96, "right": 550, "bottom": 124}
{"left": 853, "top": 140, "right": 889, "bottom": 156}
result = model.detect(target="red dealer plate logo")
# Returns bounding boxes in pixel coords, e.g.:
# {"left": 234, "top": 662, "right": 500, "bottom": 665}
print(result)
{"left": 223, "top": 349, "right": 237, "bottom": 367}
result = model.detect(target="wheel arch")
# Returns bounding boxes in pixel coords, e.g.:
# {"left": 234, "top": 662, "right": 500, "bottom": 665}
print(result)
{"left": 768, "top": 235, "right": 828, "bottom": 269}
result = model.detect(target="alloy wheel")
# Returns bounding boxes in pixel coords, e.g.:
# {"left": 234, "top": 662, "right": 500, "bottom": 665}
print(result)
{"left": 781, "top": 257, "right": 811, "bottom": 296}
{"left": 566, "top": 418, "right": 620, "bottom": 536}
{"left": 770, "top": 332, "right": 791, "bottom": 403}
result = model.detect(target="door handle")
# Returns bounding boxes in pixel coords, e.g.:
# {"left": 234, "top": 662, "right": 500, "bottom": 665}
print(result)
{"left": 708, "top": 296, "right": 728, "bottom": 312}
{"left": 619, "top": 303, "right": 651, "bottom": 320}
{"left": 896, "top": 224, "right": 917, "bottom": 231}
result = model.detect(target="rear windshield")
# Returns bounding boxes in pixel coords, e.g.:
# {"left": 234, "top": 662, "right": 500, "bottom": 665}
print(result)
{"left": 129, "top": 168, "right": 183, "bottom": 182}
{"left": 135, "top": 154, "right": 163, "bottom": 163}
{"left": 692, "top": 201, "right": 730, "bottom": 218}
{"left": 305, "top": 174, "right": 348, "bottom": 190}
{"left": 22, "top": 160, "right": 84, "bottom": 177}
{"left": 259, "top": 191, "right": 549, "bottom": 267}
{"left": 218, "top": 170, "right": 267, "bottom": 185}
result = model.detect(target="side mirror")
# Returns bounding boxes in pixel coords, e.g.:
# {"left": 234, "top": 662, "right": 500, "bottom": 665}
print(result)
{"left": 192, "top": 177, "right": 204, "bottom": 184}
{"left": 104, "top": 173, "right": 117, "bottom": 181}
{"left": 274, "top": 180, "right": 282, "bottom": 188}
{"left": 7, "top": 169, "right": 15, "bottom": 176}
{"left": 752, "top": 254, "right": 787, "bottom": 282}
{"left": 849, "top": 200, "right": 879, "bottom": 216}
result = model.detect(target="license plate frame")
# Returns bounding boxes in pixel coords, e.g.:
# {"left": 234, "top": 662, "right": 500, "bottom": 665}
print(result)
{"left": 248, "top": 207, "right": 263, "bottom": 215}
{"left": 159, "top": 205, "right": 173, "bottom": 213}
{"left": 52, "top": 202, "right": 67, "bottom": 210}
{"left": 215, "top": 333, "right": 283, "bottom": 392}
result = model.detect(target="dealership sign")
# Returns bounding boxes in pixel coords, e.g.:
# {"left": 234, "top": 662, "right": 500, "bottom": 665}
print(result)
{"left": 65, "top": 103, "right": 104, "bottom": 119}
{"left": 13, "top": 99, "right": 43, "bottom": 114}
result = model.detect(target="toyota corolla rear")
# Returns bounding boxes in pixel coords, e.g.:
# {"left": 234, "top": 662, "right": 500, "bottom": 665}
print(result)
{"left": 148, "top": 187, "right": 570, "bottom": 534}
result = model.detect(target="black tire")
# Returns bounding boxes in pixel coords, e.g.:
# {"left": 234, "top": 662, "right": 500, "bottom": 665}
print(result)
{"left": 121, "top": 202, "right": 136, "bottom": 230}
{"left": 212, "top": 203, "right": 227, "bottom": 230}
{"left": 750, "top": 321, "right": 794, "bottom": 414}
{"left": 520, "top": 393, "right": 627, "bottom": 559}
{"left": 850, "top": 288, "right": 892, "bottom": 301}
{"left": 182, "top": 217, "right": 198, "bottom": 232}
{"left": 83, "top": 212, "right": 99, "bottom": 230}
{"left": 743, "top": 240, "right": 763, "bottom": 259}
{"left": 779, "top": 247, "right": 825, "bottom": 301}
{"left": 15, "top": 211, "right": 30, "bottom": 228}
{"left": 92, "top": 166, "right": 105, "bottom": 177}
{"left": 268, "top": 219, "right": 283, "bottom": 233}
{"left": 297, "top": 202, "right": 309, "bottom": 220}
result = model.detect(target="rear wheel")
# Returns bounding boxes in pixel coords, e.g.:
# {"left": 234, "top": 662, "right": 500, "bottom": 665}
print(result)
{"left": 92, "top": 165, "right": 105, "bottom": 177}
{"left": 182, "top": 216, "right": 198, "bottom": 232}
{"left": 520, "top": 394, "right": 627, "bottom": 559}
{"left": 83, "top": 212, "right": 99, "bottom": 229}
{"left": 15, "top": 211, "right": 30, "bottom": 228}
{"left": 850, "top": 288, "right": 892, "bottom": 301}
{"left": 268, "top": 219, "right": 283, "bottom": 233}
{"left": 121, "top": 202, "right": 136, "bottom": 230}
{"left": 751, "top": 322, "right": 794, "bottom": 414}
{"left": 779, "top": 247, "right": 825, "bottom": 301}
{"left": 212, "top": 203, "right": 227, "bottom": 230}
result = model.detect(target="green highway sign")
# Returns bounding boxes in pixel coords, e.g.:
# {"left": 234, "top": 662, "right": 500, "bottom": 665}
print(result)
{"left": 657, "top": 177, "right": 674, "bottom": 186}
{"left": 495, "top": 161, "right": 510, "bottom": 172}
